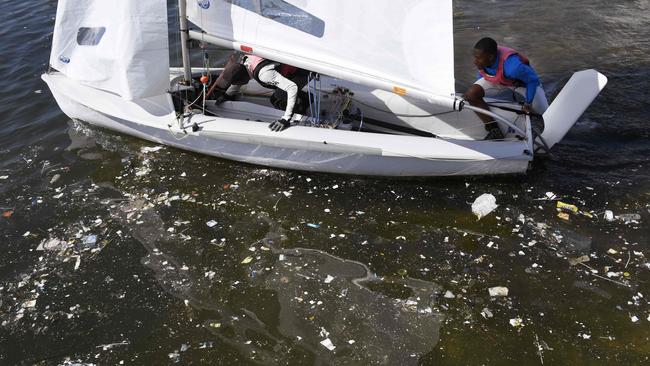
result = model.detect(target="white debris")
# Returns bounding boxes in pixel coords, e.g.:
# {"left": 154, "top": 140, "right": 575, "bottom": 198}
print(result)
{"left": 509, "top": 317, "right": 524, "bottom": 328}
{"left": 604, "top": 210, "right": 614, "bottom": 222}
{"left": 206, "top": 220, "right": 218, "bottom": 228}
{"left": 135, "top": 168, "right": 150, "bottom": 177}
{"left": 282, "top": 191, "right": 292, "bottom": 197}
{"left": 23, "top": 299, "right": 37, "bottom": 308}
{"left": 481, "top": 308, "right": 494, "bottom": 319}
{"left": 617, "top": 213, "right": 641, "bottom": 223}
{"left": 324, "top": 275, "right": 335, "bottom": 284}
{"left": 36, "top": 238, "right": 65, "bottom": 251}
{"left": 347, "top": 339, "right": 356, "bottom": 345}
{"left": 141, "top": 146, "right": 163, "bottom": 153}
{"left": 631, "top": 315, "right": 639, "bottom": 323}
{"left": 83, "top": 235, "right": 97, "bottom": 247}
{"left": 488, "top": 286, "right": 509, "bottom": 297}
{"left": 50, "top": 174, "right": 61, "bottom": 184}
{"left": 405, "top": 299, "right": 418, "bottom": 306}
{"left": 471, "top": 194, "right": 498, "bottom": 220}
{"left": 316, "top": 328, "right": 329, "bottom": 338}
{"left": 0, "top": 175, "right": 8, "bottom": 180}
{"left": 320, "top": 338, "right": 336, "bottom": 351}
{"left": 444, "top": 290, "right": 455, "bottom": 299}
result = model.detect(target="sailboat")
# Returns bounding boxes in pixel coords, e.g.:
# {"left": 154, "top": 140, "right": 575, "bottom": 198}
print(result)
{"left": 42, "top": 0, "right": 607, "bottom": 176}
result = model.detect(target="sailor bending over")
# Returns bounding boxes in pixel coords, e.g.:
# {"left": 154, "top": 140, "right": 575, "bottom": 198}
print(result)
{"left": 463, "top": 37, "right": 549, "bottom": 140}
{"left": 207, "top": 53, "right": 251, "bottom": 104}
{"left": 208, "top": 54, "right": 309, "bottom": 132}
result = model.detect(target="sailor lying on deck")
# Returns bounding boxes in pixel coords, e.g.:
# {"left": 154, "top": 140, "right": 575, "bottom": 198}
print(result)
{"left": 463, "top": 37, "right": 549, "bottom": 140}
{"left": 207, "top": 54, "right": 309, "bottom": 132}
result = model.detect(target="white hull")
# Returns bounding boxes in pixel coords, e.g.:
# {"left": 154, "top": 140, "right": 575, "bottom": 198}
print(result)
{"left": 43, "top": 71, "right": 535, "bottom": 176}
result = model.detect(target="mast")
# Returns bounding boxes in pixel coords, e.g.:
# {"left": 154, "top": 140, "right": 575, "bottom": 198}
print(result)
{"left": 178, "top": 0, "right": 192, "bottom": 84}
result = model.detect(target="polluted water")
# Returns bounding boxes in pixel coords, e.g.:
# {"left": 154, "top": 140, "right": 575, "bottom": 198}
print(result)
{"left": 1, "top": 0, "right": 650, "bottom": 365}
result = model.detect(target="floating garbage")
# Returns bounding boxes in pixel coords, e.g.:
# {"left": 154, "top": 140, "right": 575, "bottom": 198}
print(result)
{"left": 604, "top": 210, "right": 615, "bottom": 222}
{"left": 36, "top": 237, "right": 66, "bottom": 251}
{"left": 320, "top": 338, "right": 336, "bottom": 351}
{"left": 557, "top": 201, "right": 579, "bottom": 213}
{"left": 488, "top": 286, "right": 509, "bottom": 297}
{"left": 22, "top": 299, "right": 37, "bottom": 309}
{"left": 568, "top": 255, "right": 590, "bottom": 266}
{"left": 241, "top": 256, "right": 253, "bottom": 264}
{"left": 2, "top": 210, "right": 13, "bottom": 218}
{"left": 557, "top": 212, "right": 570, "bottom": 221}
{"left": 49, "top": 174, "right": 61, "bottom": 184}
{"left": 307, "top": 223, "right": 320, "bottom": 229}
{"left": 206, "top": 220, "right": 218, "bottom": 228}
{"left": 168, "top": 351, "right": 180, "bottom": 363}
{"left": 81, "top": 235, "right": 98, "bottom": 248}
{"left": 471, "top": 193, "right": 498, "bottom": 220}
{"left": 546, "top": 192, "right": 557, "bottom": 199}
{"left": 481, "top": 308, "right": 494, "bottom": 319}
{"left": 324, "top": 275, "right": 335, "bottom": 284}
{"left": 617, "top": 213, "right": 641, "bottom": 224}
{"left": 509, "top": 317, "right": 524, "bottom": 328}
{"left": 444, "top": 290, "right": 455, "bottom": 299}
{"left": 141, "top": 146, "right": 164, "bottom": 153}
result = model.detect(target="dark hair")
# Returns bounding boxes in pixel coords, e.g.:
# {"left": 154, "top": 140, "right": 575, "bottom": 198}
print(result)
{"left": 474, "top": 37, "right": 498, "bottom": 56}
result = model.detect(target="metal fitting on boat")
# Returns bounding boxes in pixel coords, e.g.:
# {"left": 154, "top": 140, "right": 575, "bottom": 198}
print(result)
{"left": 454, "top": 98, "right": 465, "bottom": 111}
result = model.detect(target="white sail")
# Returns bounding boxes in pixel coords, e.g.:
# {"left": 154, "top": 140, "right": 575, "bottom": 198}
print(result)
{"left": 187, "top": 0, "right": 455, "bottom": 107}
{"left": 49, "top": 0, "right": 170, "bottom": 100}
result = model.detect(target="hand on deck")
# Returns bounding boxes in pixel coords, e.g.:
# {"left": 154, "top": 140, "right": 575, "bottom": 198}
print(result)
{"left": 268, "top": 118, "right": 291, "bottom": 132}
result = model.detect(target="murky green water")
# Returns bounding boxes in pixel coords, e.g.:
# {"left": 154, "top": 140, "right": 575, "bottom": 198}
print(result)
{"left": 1, "top": 0, "right": 649, "bottom": 365}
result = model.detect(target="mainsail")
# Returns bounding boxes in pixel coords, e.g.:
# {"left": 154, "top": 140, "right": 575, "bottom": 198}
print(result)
{"left": 187, "top": 0, "right": 456, "bottom": 108}
{"left": 49, "top": 0, "right": 170, "bottom": 100}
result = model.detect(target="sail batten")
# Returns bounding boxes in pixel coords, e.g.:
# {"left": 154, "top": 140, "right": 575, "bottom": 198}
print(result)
{"left": 187, "top": 0, "right": 455, "bottom": 104}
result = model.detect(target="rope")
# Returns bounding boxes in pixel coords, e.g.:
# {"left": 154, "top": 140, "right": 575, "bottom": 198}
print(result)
{"left": 307, "top": 72, "right": 315, "bottom": 123}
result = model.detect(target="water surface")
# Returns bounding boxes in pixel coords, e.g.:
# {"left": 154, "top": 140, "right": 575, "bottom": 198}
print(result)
{"left": 0, "top": 0, "right": 649, "bottom": 364}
